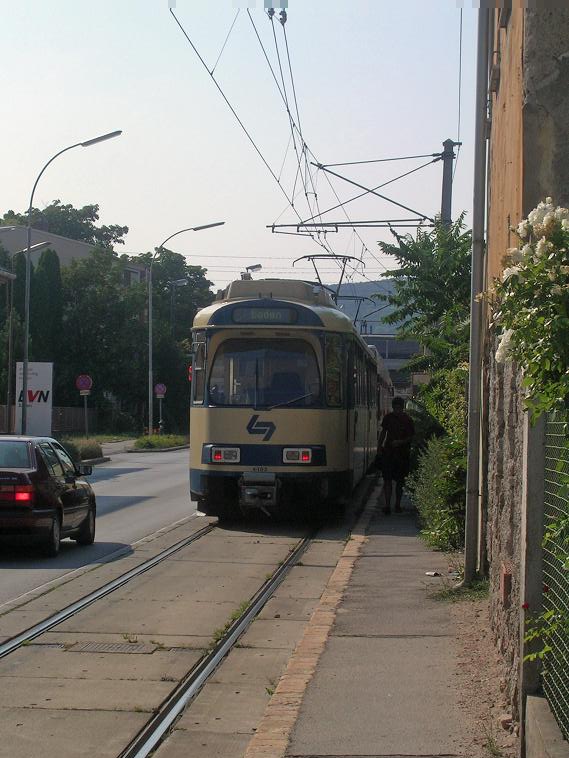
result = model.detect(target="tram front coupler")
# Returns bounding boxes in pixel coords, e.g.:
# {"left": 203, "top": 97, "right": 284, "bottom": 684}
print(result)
{"left": 238, "top": 472, "right": 279, "bottom": 515}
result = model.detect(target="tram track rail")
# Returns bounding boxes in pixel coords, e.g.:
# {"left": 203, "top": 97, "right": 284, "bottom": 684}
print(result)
{"left": 119, "top": 531, "right": 313, "bottom": 758}
{"left": 0, "top": 523, "right": 217, "bottom": 660}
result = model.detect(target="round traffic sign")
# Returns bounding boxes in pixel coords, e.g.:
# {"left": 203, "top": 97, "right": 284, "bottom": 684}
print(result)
{"left": 76, "top": 374, "right": 93, "bottom": 391}
{"left": 154, "top": 383, "right": 167, "bottom": 397}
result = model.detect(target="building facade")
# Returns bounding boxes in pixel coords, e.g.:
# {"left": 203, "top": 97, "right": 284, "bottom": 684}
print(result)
{"left": 480, "top": 7, "right": 569, "bottom": 755}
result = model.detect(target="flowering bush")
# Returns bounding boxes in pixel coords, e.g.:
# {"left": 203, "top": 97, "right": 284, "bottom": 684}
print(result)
{"left": 491, "top": 199, "right": 569, "bottom": 662}
{"left": 492, "top": 198, "right": 569, "bottom": 416}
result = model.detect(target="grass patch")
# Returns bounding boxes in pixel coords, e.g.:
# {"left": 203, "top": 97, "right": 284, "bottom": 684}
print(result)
{"left": 134, "top": 434, "right": 188, "bottom": 450}
{"left": 210, "top": 601, "right": 251, "bottom": 648}
{"left": 431, "top": 578, "right": 489, "bottom": 603}
{"left": 59, "top": 437, "right": 103, "bottom": 462}
{"left": 65, "top": 434, "right": 134, "bottom": 443}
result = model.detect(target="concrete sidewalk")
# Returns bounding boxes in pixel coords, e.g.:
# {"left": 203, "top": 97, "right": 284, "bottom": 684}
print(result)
{"left": 284, "top": 503, "right": 476, "bottom": 758}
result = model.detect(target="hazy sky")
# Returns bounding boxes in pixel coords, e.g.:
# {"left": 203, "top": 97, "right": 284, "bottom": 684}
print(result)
{"left": 3, "top": 1, "right": 476, "bottom": 291}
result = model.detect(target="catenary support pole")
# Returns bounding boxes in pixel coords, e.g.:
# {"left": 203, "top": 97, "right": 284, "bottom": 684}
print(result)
{"left": 441, "top": 138, "right": 457, "bottom": 225}
{"left": 463, "top": 7, "right": 490, "bottom": 584}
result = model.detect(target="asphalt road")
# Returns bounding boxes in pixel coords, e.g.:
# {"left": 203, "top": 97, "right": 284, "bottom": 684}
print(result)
{"left": 0, "top": 449, "right": 197, "bottom": 607}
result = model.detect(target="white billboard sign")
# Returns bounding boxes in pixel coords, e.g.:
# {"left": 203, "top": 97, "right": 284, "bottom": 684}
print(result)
{"left": 15, "top": 362, "right": 53, "bottom": 436}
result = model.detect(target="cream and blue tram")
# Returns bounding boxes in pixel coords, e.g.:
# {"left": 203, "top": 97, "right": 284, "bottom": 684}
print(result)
{"left": 189, "top": 279, "right": 388, "bottom": 518}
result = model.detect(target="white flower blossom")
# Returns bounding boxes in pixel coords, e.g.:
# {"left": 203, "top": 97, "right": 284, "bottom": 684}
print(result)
{"left": 535, "top": 237, "right": 553, "bottom": 258}
{"left": 555, "top": 206, "right": 569, "bottom": 222}
{"left": 502, "top": 266, "right": 521, "bottom": 281}
{"left": 561, "top": 265, "right": 569, "bottom": 275}
{"left": 562, "top": 219, "right": 569, "bottom": 231}
{"left": 521, "top": 244, "right": 533, "bottom": 260}
{"left": 552, "top": 285, "right": 564, "bottom": 296}
{"left": 517, "top": 220, "right": 530, "bottom": 239}
{"left": 507, "top": 247, "right": 523, "bottom": 263}
{"left": 543, "top": 211, "right": 557, "bottom": 234}
{"left": 495, "top": 329, "right": 514, "bottom": 364}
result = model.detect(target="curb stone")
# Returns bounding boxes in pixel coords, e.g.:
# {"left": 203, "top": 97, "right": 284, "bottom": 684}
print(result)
{"left": 81, "top": 456, "right": 111, "bottom": 465}
{"left": 127, "top": 444, "right": 189, "bottom": 453}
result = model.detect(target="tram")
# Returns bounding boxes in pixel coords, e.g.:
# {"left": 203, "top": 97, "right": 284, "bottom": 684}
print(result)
{"left": 189, "top": 278, "right": 392, "bottom": 519}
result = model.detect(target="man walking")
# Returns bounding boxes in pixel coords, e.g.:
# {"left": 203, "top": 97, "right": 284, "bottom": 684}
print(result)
{"left": 378, "top": 397, "right": 415, "bottom": 514}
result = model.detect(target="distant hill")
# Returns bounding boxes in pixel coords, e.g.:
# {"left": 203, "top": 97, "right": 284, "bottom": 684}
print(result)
{"left": 326, "top": 279, "right": 399, "bottom": 335}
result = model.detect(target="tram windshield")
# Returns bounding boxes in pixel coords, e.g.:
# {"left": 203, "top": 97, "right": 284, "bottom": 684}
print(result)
{"left": 208, "top": 339, "right": 321, "bottom": 408}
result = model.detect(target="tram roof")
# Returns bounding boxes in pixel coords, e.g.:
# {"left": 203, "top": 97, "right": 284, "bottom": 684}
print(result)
{"left": 194, "top": 278, "right": 356, "bottom": 332}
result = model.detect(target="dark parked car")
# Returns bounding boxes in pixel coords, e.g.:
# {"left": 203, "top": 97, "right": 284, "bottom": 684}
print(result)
{"left": 0, "top": 436, "right": 96, "bottom": 557}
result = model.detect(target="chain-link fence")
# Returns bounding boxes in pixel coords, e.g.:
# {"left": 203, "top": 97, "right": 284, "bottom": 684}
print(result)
{"left": 543, "top": 411, "right": 569, "bottom": 739}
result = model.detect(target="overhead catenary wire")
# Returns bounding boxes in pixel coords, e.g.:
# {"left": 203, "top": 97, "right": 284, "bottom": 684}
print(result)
{"left": 300, "top": 157, "right": 441, "bottom": 225}
{"left": 169, "top": 7, "right": 332, "bottom": 258}
{"left": 247, "top": 8, "right": 349, "bottom": 261}
{"left": 169, "top": 9, "right": 314, "bottom": 231}
{"left": 453, "top": 8, "right": 463, "bottom": 180}
{"left": 211, "top": 9, "right": 240, "bottom": 75}
{"left": 171, "top": 7, "right": 394, "bottom": 284}
{"left": 321, "top": 153, "right": 441, "bottom": 168}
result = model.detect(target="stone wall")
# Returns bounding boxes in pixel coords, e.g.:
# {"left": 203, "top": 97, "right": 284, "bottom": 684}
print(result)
{"left": 486, "top": 332, "right": 525, "bottom": 718}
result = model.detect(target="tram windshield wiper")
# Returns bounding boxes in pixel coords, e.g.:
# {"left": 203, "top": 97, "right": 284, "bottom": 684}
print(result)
{"left": 268, "top": 393, "right": 313, "bottom": 410}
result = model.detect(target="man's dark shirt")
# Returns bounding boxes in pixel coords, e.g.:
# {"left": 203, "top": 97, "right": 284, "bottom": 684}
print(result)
{"left": 381, "top": 411, "right": 415, "bottom": 453}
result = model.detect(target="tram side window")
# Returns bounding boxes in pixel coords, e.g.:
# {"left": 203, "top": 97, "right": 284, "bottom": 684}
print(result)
{"left": 192, "top": 333, "right": 206, "bottom": 404}
{"left": 325, "top": 334, "right": 343, "bottom": 407}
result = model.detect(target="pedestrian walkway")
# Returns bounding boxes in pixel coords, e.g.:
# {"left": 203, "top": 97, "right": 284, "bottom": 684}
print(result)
{"left": 247, "top": 494, "right": 480, "bottom": 758}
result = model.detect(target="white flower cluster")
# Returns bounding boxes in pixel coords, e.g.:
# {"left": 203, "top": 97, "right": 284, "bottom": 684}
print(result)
{"left": 495, "top": 328, "right": 514, "bottom": 364}
{"left": 496, "top": 198, "right": 569, "bottom": 364}
{"left": 517, "top": 198, "right": 569, "bottom": 240}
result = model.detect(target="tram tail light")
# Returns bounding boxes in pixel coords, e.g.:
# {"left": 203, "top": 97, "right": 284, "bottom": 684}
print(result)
{"left": 283, "top": 448, "right": 312, "bottom": 464}
{"left": 211, "top": 447, "right": 240, "bottom": 464}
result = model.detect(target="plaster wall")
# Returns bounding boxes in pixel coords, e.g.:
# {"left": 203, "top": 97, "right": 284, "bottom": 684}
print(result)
{"left": 487, "top": 11, "right": 524, "bottom": 284}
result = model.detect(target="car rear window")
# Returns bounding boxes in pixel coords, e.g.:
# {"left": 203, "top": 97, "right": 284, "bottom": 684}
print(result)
{"left": 0, "top": 441, "right": 31, "bottom": 469}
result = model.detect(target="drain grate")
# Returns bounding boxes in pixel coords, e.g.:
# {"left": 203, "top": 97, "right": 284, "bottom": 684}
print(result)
{"left": 67, "top": 641, "right": 157, "bottom": 654}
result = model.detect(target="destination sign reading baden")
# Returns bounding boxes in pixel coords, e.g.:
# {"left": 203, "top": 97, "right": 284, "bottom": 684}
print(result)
{"left": 232, "top": 306, "right": 296, "bottom": 324}
{"left": 75, "top": 374, "right": 93, "bottom": 392}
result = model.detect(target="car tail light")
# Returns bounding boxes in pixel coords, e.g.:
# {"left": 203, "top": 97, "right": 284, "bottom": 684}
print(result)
{"left": 211, "top": 447, "right": 240, "bottom": 464}
{"left": 283, "top": 448, "right": 312, "bottom": 463}
{"left": 0, "top": 484, "right": 35, "bottom": 505}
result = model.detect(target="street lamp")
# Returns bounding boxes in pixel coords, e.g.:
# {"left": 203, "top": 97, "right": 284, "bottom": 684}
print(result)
{"left": 147, "top": 222, "right": 224, "bottom": 435}
{"left": 21, "top": 130, "right": 122, "bottom": 434}
{"left": 241, "top": 263, "right": 262, "bottom": 280}
{"left": 6, "top": 241, "right": 50, "bottom": 433}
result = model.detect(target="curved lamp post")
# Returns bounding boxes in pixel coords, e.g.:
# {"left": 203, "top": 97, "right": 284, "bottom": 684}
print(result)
{"left": 147, "top": 222, "right": 224, "bottom": 435}
{"left": 21, "top": 130, "right": 122, "bottom": 434}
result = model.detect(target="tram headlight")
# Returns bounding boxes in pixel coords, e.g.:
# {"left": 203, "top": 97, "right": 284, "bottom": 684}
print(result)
{"left": 211, "top": 447, "right": 240, "bottom": 463}
{"left": 283, "top": 448, "right": 312, "bottom": 463}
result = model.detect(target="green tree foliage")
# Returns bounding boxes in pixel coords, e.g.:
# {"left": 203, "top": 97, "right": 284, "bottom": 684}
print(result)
{"left": 379, "top": 218, "right": 472, "bottom": 552}
{"left": 31, "top": 249, "right": 63, "bottom": 362}
{"left": 0, "top": 199, "right": 214, "bottom": 433}
{"left": 57, "top": 248, "right": 148, "bottom": 418}
{"left": 12, "top": 252, "right": 30, "bottom": 325}
{"left": 130, "top": 247, "right": 213, "bottom": 432}
{"left": 407, "top": 365, "right": 468, "bottom": 551}
{"left": 377, "top": 216, "right": 472, "bottom": 370}
{"left": 1, "top": 200, "right": 128, "bottom": 248}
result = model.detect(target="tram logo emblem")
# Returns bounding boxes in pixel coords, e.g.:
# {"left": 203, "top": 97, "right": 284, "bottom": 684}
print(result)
{"left": 246, "top": 415, "right": 276, "bottom": 442}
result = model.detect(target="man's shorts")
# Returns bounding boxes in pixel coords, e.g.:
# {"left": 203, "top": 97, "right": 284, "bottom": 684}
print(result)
{"left": 381, "top": 451, "right": 410, "bottom": 483}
